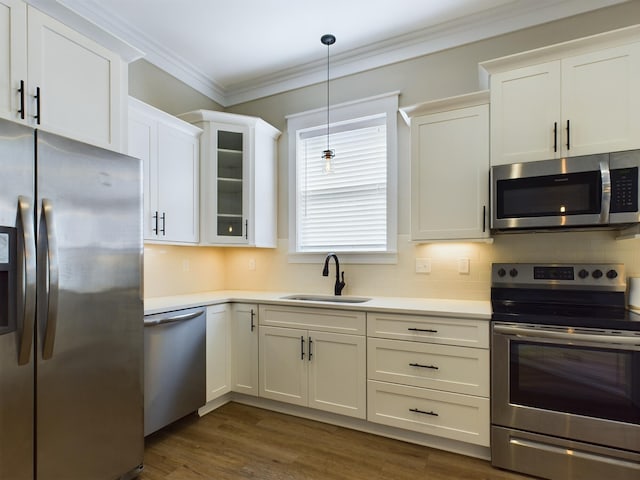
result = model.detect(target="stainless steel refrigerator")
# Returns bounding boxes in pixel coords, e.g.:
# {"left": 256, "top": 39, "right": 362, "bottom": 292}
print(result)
{"left": 0, "top": 118, "right": 144, "bottom": 480}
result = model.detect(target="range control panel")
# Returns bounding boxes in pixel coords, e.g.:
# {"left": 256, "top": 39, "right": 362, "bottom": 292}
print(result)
{"left": 492, "top": 263, "right": 626, "bottom": 291}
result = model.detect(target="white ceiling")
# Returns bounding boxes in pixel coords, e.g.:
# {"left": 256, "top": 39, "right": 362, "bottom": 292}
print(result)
{"left": 41, "top": 0, "right": 629, "bottom": 106}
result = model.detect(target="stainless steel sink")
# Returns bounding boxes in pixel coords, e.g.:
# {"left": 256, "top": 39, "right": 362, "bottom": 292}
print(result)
{"left": 281, "top": 294, "right": 371, "bottom": 304}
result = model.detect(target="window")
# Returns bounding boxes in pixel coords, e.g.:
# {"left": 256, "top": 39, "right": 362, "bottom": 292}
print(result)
{"left": 287, "top": 92, "right": 398, "bottom": 262}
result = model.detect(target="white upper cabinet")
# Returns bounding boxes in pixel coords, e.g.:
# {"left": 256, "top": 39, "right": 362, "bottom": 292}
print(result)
{"left": 0, "top": 0, "right": 27, "bottom": 124}
{"left": 490, "top": 62, "right": 561, "bottom": 164}
{"left": 561, "top": 45, "right": 640, "bottom": 157}
{"left": 484, "top": 26, "right": 640, "bottom": 166}
{"left": 179, "top": 110, "right": 281, "bottom": 248}
{"left": 128, "top": 97, "right": 201, "bottom": 244}
{"left": 401, "top": 91, "right": 490, "bottom": 241}
{"left": 0, "top": 1, "right": 126, "bottom": 151}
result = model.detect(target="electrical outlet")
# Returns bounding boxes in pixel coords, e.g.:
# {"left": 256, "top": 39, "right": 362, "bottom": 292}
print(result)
{"left": 415, "top": 258, "right": 431, "bottom": 274}
{"left": 182, "top": 260, "right": 190, "bottom": 272}
{"left": 248, "top": 258, "right": 256, "bottom": 271}
{"left": 458, "top": 257, "right": 470, "bottom": 274}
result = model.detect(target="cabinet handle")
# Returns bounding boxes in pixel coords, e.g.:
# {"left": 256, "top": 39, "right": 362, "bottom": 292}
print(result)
{"left": 245, "top": 219, "right": 248, "bottom": 240}
{"left": 18, "top": 80, "right": 25, "bottom": 120}
{"left": 160, "top": 212, "right": 166, "bottom": 235}
{"left": 34, "top": 87, "right": 41, "bottom": 125}
{"left": 308, "top": 337, "right": 313, "bottom": 361}
{"left": 407, "top": 327, "right": 438, "bottom": 333}
{"left": 152, "top": 211, "right": 158, "bottom": 235}
{"left": 482, "top": 205, "right": 486, "bottom": 233}
{"left": 250, "top": 309, "right": 255, "bottom": 332}
{"left": 566, "top": 119, "right": 570, "bottom": 150}
{"left": 300, "top": 336, "right": 305, "bottom": 360}
{"left": 553, "top": 122, "right": 558, "bottom": 152}
{"left": 409, "top": 362, "right": 439, "bottom": 370}
{"left": 409, "top": 408, "right": 438, "bottom": 417}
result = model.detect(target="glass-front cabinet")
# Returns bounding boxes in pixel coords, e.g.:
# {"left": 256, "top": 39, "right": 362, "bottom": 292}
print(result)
{"left": 178, "top": 110, "right": 280, "bottom": 247}
{"left": 215, "top": 127, "right": 247, "bottom": 240}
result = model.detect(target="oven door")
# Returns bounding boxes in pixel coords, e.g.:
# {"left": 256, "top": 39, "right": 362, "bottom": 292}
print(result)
{"left": 491, "top": 154, "right": 608, "bottom": 230}
{"left": 492, "top": 322, "right": 640, "bottom": 452}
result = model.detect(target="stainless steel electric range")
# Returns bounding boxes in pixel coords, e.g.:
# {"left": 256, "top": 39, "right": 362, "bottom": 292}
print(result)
{"left": 490, "top": 263, "right": 640, "bottom": 480}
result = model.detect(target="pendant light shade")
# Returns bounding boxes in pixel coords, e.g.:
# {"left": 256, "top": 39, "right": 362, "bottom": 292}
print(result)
{"left": 321, "top": 34, "right": 336, "bottom": 172}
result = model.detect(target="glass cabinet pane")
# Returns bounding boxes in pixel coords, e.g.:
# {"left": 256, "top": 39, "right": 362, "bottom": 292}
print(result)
{"left": 216, "top": 130, "right": 244, "bottom": 238}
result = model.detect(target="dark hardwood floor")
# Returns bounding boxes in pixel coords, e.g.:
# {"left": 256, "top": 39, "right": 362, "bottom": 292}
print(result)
{"left": 140, "top": 402, "right": 534, "bottom": 480}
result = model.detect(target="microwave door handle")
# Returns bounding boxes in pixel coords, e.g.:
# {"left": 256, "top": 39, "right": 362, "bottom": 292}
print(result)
{"left": 600, "top": 159, "right": 611, "bottom": 224}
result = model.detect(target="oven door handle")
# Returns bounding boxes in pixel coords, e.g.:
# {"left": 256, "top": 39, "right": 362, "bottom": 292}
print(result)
{"left": 494, "top": 324, "right": 640, "bottom": 346}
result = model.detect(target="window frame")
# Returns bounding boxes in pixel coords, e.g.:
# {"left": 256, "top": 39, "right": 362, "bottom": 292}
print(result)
{"left": 287, "top": 91, "right": 399, "bottom": 264}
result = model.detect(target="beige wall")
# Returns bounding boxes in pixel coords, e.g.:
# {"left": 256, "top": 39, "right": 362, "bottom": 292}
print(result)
{"left": 139, "top": 2, "right": 640, "bottom": 300}
{"left": 128, "top": 59, "right": 223, "bottom": 115}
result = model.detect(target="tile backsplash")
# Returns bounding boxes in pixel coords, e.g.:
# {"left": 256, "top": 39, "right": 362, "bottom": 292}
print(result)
{"left": 144, "top": 230, "right": 640, "bottom": 301}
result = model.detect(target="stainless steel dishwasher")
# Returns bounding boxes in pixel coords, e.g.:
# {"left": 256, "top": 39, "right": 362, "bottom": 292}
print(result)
{"left": 144, "top": 307, "right": 206, "bottom": 436}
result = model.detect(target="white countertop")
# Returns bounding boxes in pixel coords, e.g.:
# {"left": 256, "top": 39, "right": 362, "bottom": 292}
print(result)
{"left": 144, "top": 290, "right": 491, "bottom": 320}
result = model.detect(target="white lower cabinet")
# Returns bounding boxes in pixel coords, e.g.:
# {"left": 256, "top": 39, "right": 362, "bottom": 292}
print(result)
{"left": 195, "top": 301, "right": 489, "bottom": 451}
{"left": 258, "top": 305, "right": 367, "bottom": 419}
{"left": 366, "top": 312, "right": 490, "bottom": 447}
{"left": 230, "top": 303, "right": 259, "bottom": 396}
{"left": 367, "top": 337, "right": 489, "bottom": 397}
{"left": 367, "top": 381, "right": 489, "bottom": 445}
{"left": 204, "top": 304, "right": 231, "bottom": 403}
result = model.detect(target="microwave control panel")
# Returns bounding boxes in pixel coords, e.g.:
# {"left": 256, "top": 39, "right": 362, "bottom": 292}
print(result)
{"left": 610, "top": 167, "right": 638, "bottom": 213}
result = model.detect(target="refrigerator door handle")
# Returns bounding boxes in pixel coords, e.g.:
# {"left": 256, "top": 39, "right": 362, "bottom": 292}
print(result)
{"left": 40, "top": 198, "right": 59, "bottom": 360}
{"left": 17, "top": 196, "right": 36, "bottom": 365}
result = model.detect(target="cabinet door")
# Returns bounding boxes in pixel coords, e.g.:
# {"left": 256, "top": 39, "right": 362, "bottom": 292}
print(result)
{"left": 411, "top": 104, "right": 489, "bottom": 240}
{"left": 128, "top": 108, "right": 158, "bottom": 240}
{"left": 561, "top": 43, "right": 640, "bottom": 157}
{"left": 490, "top": 61, "right": 561, "bottom": 165}
{"left": 157, "top": 122, "right": 199, "bottom": 243}
{"left": 231, "top": 303, "right": 259, "bottom": 396}
{"left": 27, "top": 7, "right": 123, "bottom": 151}
{"left": 0, "top": 0, "right": 27, "bottom": 124}
{"left": 259, "top": 326, "right": 308, "bottom": 407}
{"left": 203, "top": 123, "right": 250, "bottom": 244}
{"left": 205, "top": 305, "right": 231, "bottom": 403}
{"left": 308, "top": 331, "right": 366, "bottom": 419}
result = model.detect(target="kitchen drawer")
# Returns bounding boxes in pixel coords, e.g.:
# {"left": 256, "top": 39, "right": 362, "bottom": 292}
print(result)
{"left": 259, "top": 305, "right": 365, "bottom": 335}
{"left": 367, "top": 312, "right": 489, "bottom": 348}
{"left": 367, "top": 338, "right": 489, "bottom": 396}
{"left": 367, "top": 380, "right": 490, "bottom": 446}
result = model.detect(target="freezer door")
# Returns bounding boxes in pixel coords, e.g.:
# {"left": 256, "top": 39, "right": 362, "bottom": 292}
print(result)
{"left": 0, "top": 119, "right": 35, "bottom": 480}
{"left": 35, "top": 131, "right": 144, "bottom": 480}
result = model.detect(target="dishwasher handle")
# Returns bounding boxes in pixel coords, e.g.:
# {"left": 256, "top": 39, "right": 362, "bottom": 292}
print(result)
{"left": 144, "top": 310, "right": 203, "bottom": 327}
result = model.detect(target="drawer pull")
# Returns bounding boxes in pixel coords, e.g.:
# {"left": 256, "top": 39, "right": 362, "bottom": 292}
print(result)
{"left": 409, "top": 362, "right": 439, "bottom": 370}
{"left": 409, "top": 408, "right": 438, "bottom": 416}
{"left": 408, "top": 327, "right": 438, "bottom": 333}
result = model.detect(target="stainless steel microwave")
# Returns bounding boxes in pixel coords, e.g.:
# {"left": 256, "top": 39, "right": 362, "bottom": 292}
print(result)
{"left": 491, "top": 150, "right": 640, "bottom": 231}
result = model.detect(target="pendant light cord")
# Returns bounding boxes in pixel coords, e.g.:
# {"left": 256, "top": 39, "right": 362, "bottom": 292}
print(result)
{"left": 326, "top": 40, "right": 330, "bottom": 152}
{"left": 321, "top": 34, "right": 336, "bottom": 160}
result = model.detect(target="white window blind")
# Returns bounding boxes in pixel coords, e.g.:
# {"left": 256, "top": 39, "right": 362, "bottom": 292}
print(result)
{"left": 296, "top": 115, "right": 387, "bottom": 252}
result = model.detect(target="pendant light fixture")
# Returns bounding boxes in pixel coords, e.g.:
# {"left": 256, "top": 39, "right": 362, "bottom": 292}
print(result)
{"left": 321, "top": 33, "right": 336, "bottom": 173}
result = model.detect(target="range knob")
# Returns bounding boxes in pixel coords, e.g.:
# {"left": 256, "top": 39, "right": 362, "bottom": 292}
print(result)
{"left": 497, "top": 268, "right": 506, "bottom": 277}
{"left": 606, "top": 269, "right": 618, "bottom": 279}
{"left": 509, "top": 268, "right": 518, "bottom": 278}
{"left": 592, "top": 269, "right": 603, "bottom": 279}
{"left": 578, "top": 269, "right": 589, "bottom": 279}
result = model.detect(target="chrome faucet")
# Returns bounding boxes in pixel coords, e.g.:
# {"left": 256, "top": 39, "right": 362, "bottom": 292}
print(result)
{"left": 322, "top": 253, "right": 345, "bottom": 296}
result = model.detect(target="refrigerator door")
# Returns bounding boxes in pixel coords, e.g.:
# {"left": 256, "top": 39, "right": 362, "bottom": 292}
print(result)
{"left": 0, "top": 120, "right": 36, "bottom": 480}
{"left": 35, "top": 131, "right": 144, "bottom": 479}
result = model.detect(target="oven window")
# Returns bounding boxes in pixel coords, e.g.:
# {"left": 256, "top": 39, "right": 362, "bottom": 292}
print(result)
{"left": 497, "top": 170, "right": 601, "bottom": 218}
{"left": 510, "top": 342, "right": 639, "bottom": 424}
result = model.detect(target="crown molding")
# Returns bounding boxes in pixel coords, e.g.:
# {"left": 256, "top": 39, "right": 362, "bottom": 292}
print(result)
{"left": 43, "top": 0, "right": 628, "bottom": 107}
